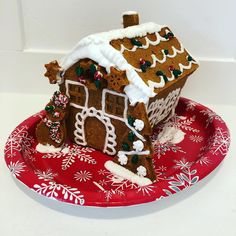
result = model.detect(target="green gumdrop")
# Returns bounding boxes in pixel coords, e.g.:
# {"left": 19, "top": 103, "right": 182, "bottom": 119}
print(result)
{"left": 122, "top": 143, "right": 130, "bottom": 151}
{"left": 94, "top": 80, "right": 101, "bottom": 89}
{"left": 130, "top": 38, "right": 142, "bottom": 47}
{"left": 187, "top": 55, "right": 193, "bottom": 61}
{"left": 173, "top": 69, "right": 181, "bottom": 78}
{"left": 90, "top": 64, "right": 97, "bottom": 75}
{"left": 140, "top": 64, "right": 146, "bottom": 72}
{"left": 145, "top": 61, "right": 152, "bottom": 67}
{"left": 75, "top": 66, "right": 84, "bottom": 76}
{"left": 128, "top": 131, "right": 135, "bottom": 142}
{"left": 163, "top": 75, "right": 168, "bottom": 83}
{"left": 131, "top": 155, "right": 139, "bottom": 164}
{"left": 156, "top": 71, "right": 164, "bottom": 76}
{"left": 128, "top": 116, "right": 135, "bottom": 126}
{"left": 45, "top": 105, "right": 54, "bottom": 112}
{"left": 164, "top": 49, "right": 169, "bottom": 55}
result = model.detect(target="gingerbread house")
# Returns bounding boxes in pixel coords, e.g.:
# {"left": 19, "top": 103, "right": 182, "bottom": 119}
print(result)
{"left": 36, "top": 12, "right": 199, "bottom": 186}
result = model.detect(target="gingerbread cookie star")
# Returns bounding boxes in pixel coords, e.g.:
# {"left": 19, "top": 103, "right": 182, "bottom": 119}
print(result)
{"left": 44, "top": 60, "right": 62, "bottom": 84}
{"left": 104, "top": 67, "right": 129, "bottom": 92}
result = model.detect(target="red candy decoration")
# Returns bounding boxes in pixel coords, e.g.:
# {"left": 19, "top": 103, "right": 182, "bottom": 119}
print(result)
{"left": 94, "top": 71, "right": 103, "bottom": 81}
{"left": 77, "top": 76, "right": 86, "bottom": 85}
{"left": 139, "top": 58, "right": 146, "bottom": 65}
{"left": 169, "top": 65, "right": 175, "bottom": 71}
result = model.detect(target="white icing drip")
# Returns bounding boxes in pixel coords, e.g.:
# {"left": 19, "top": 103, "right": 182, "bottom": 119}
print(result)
{"left": 122, "top": 11, "right": 138, "bottom": 16}
{"left": 59, "top": 23, "right": 166, "bottom": 105}
{"left": 147, "top": 60, "right": 198, "bottom": 92}
{"left": 105, "top": 161, "right": 152, "bottom": 186}
{"left": 118, "top": 150, "right": 150, "bottom": 156}
{"left": 158, "top": 126, "right": 185, "bottom": 144}
{"left": 132, "top": 45, "right": 185, "bottom": 72}
{"left": 120, "top": 32, "right": 167, "bottom": 53}
{"left": 147, "top": 88, "right": 181, "bottom": 127}
{"left": 36, "top": 143, "right": 69, "bottom": 154}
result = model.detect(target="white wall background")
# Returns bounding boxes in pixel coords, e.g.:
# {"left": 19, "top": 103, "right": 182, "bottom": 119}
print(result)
{"left": 0, "top": 0, "right": 235, "bottom": 104}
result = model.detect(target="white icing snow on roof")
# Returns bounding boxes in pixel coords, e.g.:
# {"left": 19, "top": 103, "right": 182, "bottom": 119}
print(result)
{"left": 59, "top": 22, "right": 165, "bottom": 105}
{"left": 122, "top": 11, "right": 138, "bottom": 16}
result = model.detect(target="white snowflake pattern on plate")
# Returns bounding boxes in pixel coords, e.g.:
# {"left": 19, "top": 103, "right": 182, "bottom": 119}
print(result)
{"left": 189, "top": 135, "right": 203, "bottom": 143}
{"left": 4, "top": 125, "right": 35, "bottom": 160}
{"left": 8, "top": 161, "right": 26, "bottom": 177}
{"left": 33, "top": 182, "right": 85, "bottom": 205}
{"left": 43, "top": 144, "right": 96, "bottom": 170}
{"left": 74, "top": 170, "right": 92, "bottom": 182}
{"left": 200, "top": 109, "right": 224, "bottom": 127}
{"left": 35, "top": 169, "right": 58, "bottom": 181}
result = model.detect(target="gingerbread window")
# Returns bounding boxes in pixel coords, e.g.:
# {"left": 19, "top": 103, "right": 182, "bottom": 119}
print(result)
{"left": 105, "top": 92, "right": 125, "bottom": 117}
{"left": 68, "top": 84, "right": 86, "bottom": 106}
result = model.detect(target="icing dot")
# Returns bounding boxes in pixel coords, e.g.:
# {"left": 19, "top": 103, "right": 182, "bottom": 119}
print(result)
{"left": 133, "top": 119, "right": 144, "bottom": 131}
{"left": 164, "top": 49, "right": 169, "bottom": 55}
{"left": 118, "top": 152, "right": 128, "bottom": 166}
{"left": 133, "top": 140, "right": 144, "bottom": 152}
{"left": 137, "top": 166, "right": 147, "bottom": 177}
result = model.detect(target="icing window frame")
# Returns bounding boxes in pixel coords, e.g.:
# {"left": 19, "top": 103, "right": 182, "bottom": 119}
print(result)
{"left": 68, "top": 83, "right": 86, "bottom": 106}
{"left": 103, "top": 90, "right": 127, "bottom": 118}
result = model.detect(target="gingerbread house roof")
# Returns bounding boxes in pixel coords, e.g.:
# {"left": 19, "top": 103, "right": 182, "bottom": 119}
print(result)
{"left": 59, "top": 22, "right": 198, "bottom": 105}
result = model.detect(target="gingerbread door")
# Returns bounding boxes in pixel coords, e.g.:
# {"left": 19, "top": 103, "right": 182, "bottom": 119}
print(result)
{"left": 84, "top": 117, "right": 106, "bottom": 151}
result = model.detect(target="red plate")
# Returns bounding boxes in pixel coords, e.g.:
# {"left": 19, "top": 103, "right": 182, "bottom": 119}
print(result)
{"left": 4, "top": 98, "right": 230, "bottom": 207}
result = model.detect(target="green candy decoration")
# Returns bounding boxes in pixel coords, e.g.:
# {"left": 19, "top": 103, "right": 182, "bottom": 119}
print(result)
{"left": 131, "top": 155, "right": 139, "bottom": 164}
{"left": 90, "top": 64, "right": 97, "bottom": 75}
{"left": 75, "top": 66, "right": 84, "bottom": 76}
{"left": 173, "top": 69, "right": 182, "bottom": 78}
{"left": 128, "top": 116, "right": 135, "bottom": 126}
{"left": 140, "top": 64, "right": 146, "bottom": 72}
{"left": 164, "top": 32, "right": 174, "bottom": 40}
{"left": 163, "top": 75, "right": 168, "bottom": 83}
{"left": 156, "top": 71, "right": 164, "bottom": 76}
{"left": 164, "top": 49, "right": 169, "bottom": 55}
{"left": 187, "top": 55, "right": 193, "bottom": 61}
{"left": 45, "top": 105, "right": 55, "bottom": 112}
{"left": 94, "top": 80, "right": 101, "bottom": 89}
{"left": 130, "top": 38, "right": 142, "bottom": 47}
{"left": 128, "top": 131, "right": 135, "bottom": 142}
{"left": 122, "top": 143, "right": 130, "bottom": 151}
{"left": 145, "top": 60, "right": 151, "bottom": 67}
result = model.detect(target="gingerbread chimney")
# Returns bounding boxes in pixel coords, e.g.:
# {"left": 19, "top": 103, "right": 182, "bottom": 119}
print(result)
{"left": 122, "top": 11, "right": 139, "bottom": 28}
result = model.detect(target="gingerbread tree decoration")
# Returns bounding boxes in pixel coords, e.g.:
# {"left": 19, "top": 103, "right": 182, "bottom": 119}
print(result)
{"left": 104, "top": 67, "right": 129, "bottom": 92}
{"left": 45, "top": 60, "right": 61, "bottom": 84}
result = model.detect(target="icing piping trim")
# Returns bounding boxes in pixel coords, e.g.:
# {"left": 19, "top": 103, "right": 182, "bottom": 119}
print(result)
{"left": 119, "top": 32, "right": 168, "bottom": 53}
{"left": 131, "top": 45, "right": 185, "bottom": 72}
{"left": 147, "top": 88, "right": 181, "bottom": 127}
{"left": 105, "top": 160, "right": 152, "bottom": 186}
{"left": 147, "top": 60, "right": 198, "bottom": 92}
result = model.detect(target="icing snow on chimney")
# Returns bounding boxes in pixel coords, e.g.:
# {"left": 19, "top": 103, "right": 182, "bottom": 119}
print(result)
{"left": 122, "top": 11, "right": 139, "bottom": 28}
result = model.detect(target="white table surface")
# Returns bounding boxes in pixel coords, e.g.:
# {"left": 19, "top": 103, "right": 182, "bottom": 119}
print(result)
{"left": 0, "top": 93, "right": 235, "bottom": 236}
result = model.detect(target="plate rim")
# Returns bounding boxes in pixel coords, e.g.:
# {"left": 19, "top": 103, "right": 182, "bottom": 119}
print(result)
{"left": 4, "top": 97, "right": 231, "bottom": 207}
